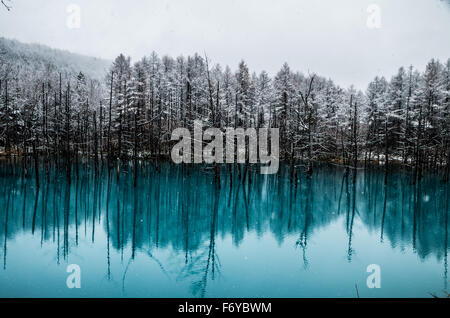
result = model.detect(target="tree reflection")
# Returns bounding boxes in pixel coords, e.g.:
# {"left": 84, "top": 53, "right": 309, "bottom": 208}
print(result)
{"left": 0, "top": 162, "right": 448, "bottom": 296}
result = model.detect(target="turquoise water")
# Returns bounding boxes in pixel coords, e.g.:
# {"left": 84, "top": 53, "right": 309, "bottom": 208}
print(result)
{"left": 0, "top": 163, "right": 448, "bottom": 298}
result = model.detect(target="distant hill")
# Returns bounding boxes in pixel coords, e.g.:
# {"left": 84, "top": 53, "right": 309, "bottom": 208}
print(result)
{"left": 0, "top": 37, "right": 111, "bottom": 80}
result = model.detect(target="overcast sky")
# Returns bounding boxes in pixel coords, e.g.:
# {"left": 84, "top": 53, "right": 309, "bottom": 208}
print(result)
{"left": 1, "top": 0, "right": 449, "bottom": 89}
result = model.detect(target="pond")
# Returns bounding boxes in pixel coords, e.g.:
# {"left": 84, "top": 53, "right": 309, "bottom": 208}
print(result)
{"left": 0, "top": 162, "right": 448, "bottom": 298}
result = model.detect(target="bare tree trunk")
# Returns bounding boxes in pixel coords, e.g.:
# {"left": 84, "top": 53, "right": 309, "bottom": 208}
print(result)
{"left": 107, "top": 71, "right": 114, "bottom": 161}
{"left": 32, "top": 140, "right": 39, "bottom": 189}
{"left": 133, "top": 112, "right": 137, "bottom": 187}
{"left": 384, "top": 118, "right": 389, "bottom": 185}
{"left": 65, "top": 83, "right": 71, "bottom": 181}
{"left": 93, "top": 111, "right": 98, "bottom": 176}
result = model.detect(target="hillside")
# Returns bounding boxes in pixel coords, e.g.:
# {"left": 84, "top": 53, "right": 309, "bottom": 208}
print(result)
{"left": 0, "top": 37, "right": 111, "bottom": 80}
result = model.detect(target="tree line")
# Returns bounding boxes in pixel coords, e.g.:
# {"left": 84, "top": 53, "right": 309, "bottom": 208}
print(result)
{"left": 0, "top": 51, "right": 449, "bottom": 184}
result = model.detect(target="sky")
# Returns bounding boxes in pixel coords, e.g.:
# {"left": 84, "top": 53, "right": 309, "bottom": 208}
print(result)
{"left": 0, "top": 0, "right": 449, "bottom": 89}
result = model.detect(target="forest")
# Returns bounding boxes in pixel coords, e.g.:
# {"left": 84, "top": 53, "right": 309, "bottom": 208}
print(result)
{"left": 0, "top": 38, "right": 449, "bottom": 185}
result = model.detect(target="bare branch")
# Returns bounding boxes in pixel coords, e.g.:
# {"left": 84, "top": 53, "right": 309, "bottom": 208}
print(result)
{"left": 1, "top": 0, "right": 11, "bottom": 11}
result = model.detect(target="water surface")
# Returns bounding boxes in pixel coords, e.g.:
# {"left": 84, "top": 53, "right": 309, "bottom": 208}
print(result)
{"left": 0, "top": 163, "right": 448, "bottom": 298}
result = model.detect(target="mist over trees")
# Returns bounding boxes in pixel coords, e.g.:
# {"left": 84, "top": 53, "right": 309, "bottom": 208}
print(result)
{"left": 0, "top": 38, "right": 449, "bottom": 183}
{"left": 0, "top": 38, "right": 110, "bottom": 80}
